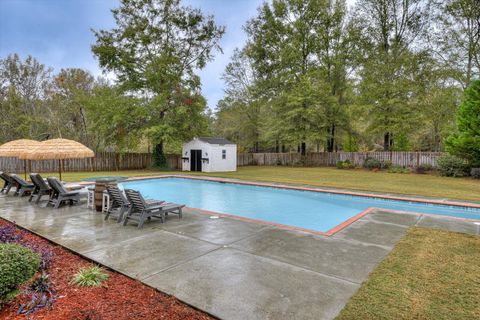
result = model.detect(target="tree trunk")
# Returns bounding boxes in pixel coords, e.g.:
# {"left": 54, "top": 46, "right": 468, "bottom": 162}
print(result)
{"left": 153, "top": 140, "right": 167, "bottom": 168}
{"left": 300, "top": 142, "right": 306, "bottom": 156}
{"left": 327, "top": 124, "right": 336, "bottom": 152}
{"left": 383, "top": 132, "right": 393, "bottom": 151}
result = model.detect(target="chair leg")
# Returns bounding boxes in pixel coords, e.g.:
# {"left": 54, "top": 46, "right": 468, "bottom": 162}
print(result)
{"left": 122, "top": 210, "right": 132, "bottom": 226}
{"left": 35, "top": 194, "right": 42, "bottom": 204}
{"left": 54, "top": 196, "right": 61, "bottom": 209}
{"left": 178, "top": 208, "right": 183, "bottom": 219}
{"left": 138, "top": 213, "right": 145, "bottom": 229}
{"left": 116, "top": 206, "right": 129, "bottom": 223}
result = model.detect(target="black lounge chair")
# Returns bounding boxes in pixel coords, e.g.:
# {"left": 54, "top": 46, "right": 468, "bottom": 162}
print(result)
{"left": 10, "top": 174, "right": 35, "bottom": 197}
{"left": 47, "top": 177, "right": 81, "bottom": 209}
{"left": 0, "top": 171, "right": 16, "bottom": 194}
{"left": 29, "top": 173, "right": 52, "bottom": 204}
{"left": 123, "top": 189, "right": 184, "bottom": 228}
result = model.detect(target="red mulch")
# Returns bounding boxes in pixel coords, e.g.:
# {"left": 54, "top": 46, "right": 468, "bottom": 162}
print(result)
{"left": 0, "top": 219, "right": 214, "bottom": 320}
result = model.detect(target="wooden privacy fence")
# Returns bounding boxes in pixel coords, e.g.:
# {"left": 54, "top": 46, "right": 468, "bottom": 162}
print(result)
{"left": 0, "top": 152, "right": 181, "bottom": 173}
{"left": 0, "top": 151, "right": 444, "bottom": 173}
{"left": 237, "top": 152, "right": 444, "bottom": 168}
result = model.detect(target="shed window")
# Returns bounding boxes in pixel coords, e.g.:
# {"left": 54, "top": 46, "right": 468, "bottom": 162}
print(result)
{"left": 222, "top": 149, "right": 226, "bottom": 159}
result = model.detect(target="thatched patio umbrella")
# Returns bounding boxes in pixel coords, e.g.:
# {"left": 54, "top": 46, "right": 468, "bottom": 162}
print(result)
{"left": 20, "top": 138, "right": 94, "bottom": 180}
{"left": 0, "top": 139, "right": 41, "bottom": 179}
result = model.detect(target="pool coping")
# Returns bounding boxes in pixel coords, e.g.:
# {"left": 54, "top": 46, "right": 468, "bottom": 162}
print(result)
{"left": 118, "top": 174, "right": 480, "bottom": 236}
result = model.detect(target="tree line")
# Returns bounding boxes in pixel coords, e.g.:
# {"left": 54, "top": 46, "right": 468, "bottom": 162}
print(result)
{"left": 215, "top": 0, "right": 479, "bottom": 154}
{"left": 1, "top": 0, "right": 479, "bottom": 168}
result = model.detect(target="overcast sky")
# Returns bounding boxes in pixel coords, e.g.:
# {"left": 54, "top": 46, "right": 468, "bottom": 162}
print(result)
{"left": 0, "top": 0, "right": 355, "bottom": 110}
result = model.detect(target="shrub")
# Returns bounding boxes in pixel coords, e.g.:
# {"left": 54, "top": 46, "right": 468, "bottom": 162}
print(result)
{"left": 0, "top": 243, "right": 40, "bottom": 302}
{"left": 436, "top": 154, "right": 470, "bottom": 177}
{"left": 71, "top": 266, "right": 109, "bottom": 287}
{"left": 0, "top": 222, "right": 54, "bottom": 271}
{"left": 363, "top": 158, "right": 391, "bottom": 170}
{"left": 363, "top": 158, "right": 381, "bottom": 169}
{"left": 471, "top": 168, "right": 480, "bottom": 179}
{"left": 336, "top": 160, "right": 354, "bottom": 169}
{"left": 415, "top": 164, "right": 433, "bottom": 174}
{"left": 388, "top": 165, "right": 410, "bottom": 174}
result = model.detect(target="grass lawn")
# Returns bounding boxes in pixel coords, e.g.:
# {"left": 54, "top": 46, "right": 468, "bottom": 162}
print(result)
{"left": 50, "top": 166, "right": 480, "bottom": 202}
{"left": 336, "top": 228, "right": 480, "bottom": 320}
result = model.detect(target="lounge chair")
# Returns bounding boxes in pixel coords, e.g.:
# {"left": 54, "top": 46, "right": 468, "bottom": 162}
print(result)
{"left": 104, "top": 184, "right": 132, "bottom": 222}
{"left": 10, "top": 174, "right": 35, "bottom": 197}
{"left": 123, "top": 189, "right": 184, "bottom": 228}
{"left": 0, "top": 171, "right": 16, "bottom": 194}
{"left": 46, "top": 177, "right": 80, "bottom": 209}
{"left": 29, "top": 173, "right": 52, "bottom": 204}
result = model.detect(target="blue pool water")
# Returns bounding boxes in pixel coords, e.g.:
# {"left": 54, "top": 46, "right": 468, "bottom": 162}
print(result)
{"left": 120, "top": 178, "right": 480, "bottom": 233}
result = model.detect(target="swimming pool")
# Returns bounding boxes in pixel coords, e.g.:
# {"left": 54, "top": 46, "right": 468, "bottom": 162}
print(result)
{"left": 120, "top": 177, "right": 480, "bottom": 234}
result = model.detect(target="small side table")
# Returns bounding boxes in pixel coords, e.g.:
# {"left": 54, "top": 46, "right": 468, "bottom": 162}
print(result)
{"left": 87, "top": 187, "right": 95, "bottom": 210}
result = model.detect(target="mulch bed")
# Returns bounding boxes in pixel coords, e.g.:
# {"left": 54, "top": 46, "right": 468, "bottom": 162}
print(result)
{"left": 0, "top": 219, "right": 213, "bottom": 320}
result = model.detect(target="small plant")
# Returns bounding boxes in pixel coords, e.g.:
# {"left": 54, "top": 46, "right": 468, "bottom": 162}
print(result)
{"left": 18, "top": 272, "right": 57, "bottom": 315}
{"left": 336, "top": 159, "right": 354, "bottom": 169}
{"left": 471, "top": 168, "right": 480, "bottom": 179}
{"left": 71, "top": 266, "right": 109, "bottom": 287}
{"left": 0, "top": 223, "right": 22, "bottom": 243}
{"left": 437, "top": 154, "right": 470, "bottom": 177}
{"left": 0, "top": 243, "right": 40, "bottom": 302}
{"left": 22, "top": 242, "right": 54, "bottom": 271}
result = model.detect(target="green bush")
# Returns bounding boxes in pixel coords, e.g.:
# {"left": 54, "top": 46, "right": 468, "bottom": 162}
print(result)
{"left": 471, "top": 168, "right": 480, "bottom": 179}
{"left": 436, "top": 154, "right": 470, "bottom": 177}
{"left": 0, "top": 243, "right": 40, "bottom": 302}
{"left": 336, "top": 159, "right": 354, "bottom": 169}
{"left": 363, "top": 158, "right": 391, "bottom": 170}
{"left": 388, "top": 165, "right": 410, "bottom": 174}
{"left": 415, "top": 163, "right": 433, "bottom": 174}
{"left": 70, "top": 266, "right": 109, "bottom": 287}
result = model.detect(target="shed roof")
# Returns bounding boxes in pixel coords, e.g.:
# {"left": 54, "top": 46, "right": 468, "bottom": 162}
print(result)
{"left": 196, "top": 137, "right": 235, "bottom": 145}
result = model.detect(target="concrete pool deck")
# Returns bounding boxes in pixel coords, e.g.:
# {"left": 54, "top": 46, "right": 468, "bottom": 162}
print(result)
{"left": 1, "top": 193, "right": 479, "bottom": 320}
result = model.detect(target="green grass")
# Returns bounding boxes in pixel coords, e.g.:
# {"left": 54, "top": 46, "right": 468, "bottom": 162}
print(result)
{"left": 47, "top": 166, "right": 480, "bottom": 202}
{"left": 336, "top": 228, "right": 480, "bottom": 320}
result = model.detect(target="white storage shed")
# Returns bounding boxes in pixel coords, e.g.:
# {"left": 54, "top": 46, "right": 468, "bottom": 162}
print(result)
{"left": 182, "top": 137, "right": 237, "bottom": 172}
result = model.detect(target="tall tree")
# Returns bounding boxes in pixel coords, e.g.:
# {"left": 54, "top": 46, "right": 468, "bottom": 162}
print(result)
{"left": 355, "top": 0, "right": 432, "bottom": 150}
{"left": 434, "top": 0, "right": 480, "bottom": 88}
{"left": 445, "top": 80, "right": 480, "bottom": 166}
{"left": 92, "top": 0, "right": 224, "bottom": 166}
{"left": 244, "top": 0, "right": 355, "bottom": 154}
{"left": 216, "top": 49, "right": 262, "bottom": 152}
{"left": 0, "top": 54, "right": 51, "bottom": 142}
{"left": 48, "top": 68, "right": 95, "bottom": 145}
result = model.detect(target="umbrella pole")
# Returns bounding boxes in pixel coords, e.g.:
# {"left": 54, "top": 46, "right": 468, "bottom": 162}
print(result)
{"left": 58, "top": 159, "right": 62, "bottom": 181}
{"left": 24, "top": 159, "right": 27, "bottom": 180}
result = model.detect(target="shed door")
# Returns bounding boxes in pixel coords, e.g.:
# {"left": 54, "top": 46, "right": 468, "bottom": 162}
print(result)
{"left": 190, "top": 149, "right": 202, "bottom": 172}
